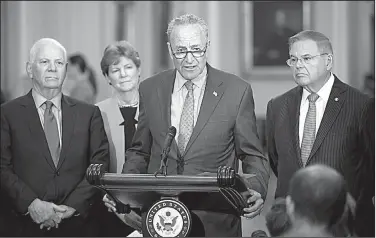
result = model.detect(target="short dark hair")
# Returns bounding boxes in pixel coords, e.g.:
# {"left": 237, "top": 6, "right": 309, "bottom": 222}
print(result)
{"left": 265, "top": 198, "right": 292, "bottom": 236}
{"left": 69, "top": 54, "right": 87, "bottom": 73}
{"left": 288, "top": 165, "right": 347, "bottom": 226}
{"left": 100, "top": 40, "right": 141, "bottom": 77}
{"left": 288, "top": 30, "right": 333, "bottom": 54}
{"left": 68, "top": 53, "right": 97, "bottom": 95}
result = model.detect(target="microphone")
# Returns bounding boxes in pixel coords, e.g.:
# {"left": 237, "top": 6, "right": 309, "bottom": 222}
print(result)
{"left": 251, "top": 230, "right": 268, "bottom": 237}
{"left": 155, "top": 126, "right": 176, "bottom": 176}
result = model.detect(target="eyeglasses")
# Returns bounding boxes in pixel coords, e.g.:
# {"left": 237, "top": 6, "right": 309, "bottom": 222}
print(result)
{"left": 169, "top": 44, "right": 208, "bottom": 59}
{"left": 286, "top": 53, "right": 329, "bottom": 67}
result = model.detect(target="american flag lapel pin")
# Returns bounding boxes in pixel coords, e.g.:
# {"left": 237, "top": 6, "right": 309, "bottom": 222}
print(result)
{"left": 213, "top": 91, "right": 217, "bottom": 97}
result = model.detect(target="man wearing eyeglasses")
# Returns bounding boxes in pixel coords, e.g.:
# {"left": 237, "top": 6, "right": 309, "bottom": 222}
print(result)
{"left": 120, "top": 13, "right": 269, "bottom": 236}
{"left": 266, "top": 30, "right": 374, "bottom": 237}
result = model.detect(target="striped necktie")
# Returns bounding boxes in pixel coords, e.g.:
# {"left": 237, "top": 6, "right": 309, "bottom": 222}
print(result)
{"left": 301, "top": 93, "right": 319, "bottom": 166}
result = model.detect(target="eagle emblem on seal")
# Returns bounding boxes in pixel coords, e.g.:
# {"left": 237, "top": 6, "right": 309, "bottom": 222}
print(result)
{"left": 157, "top": 211, "right": 178, "bottom": 232}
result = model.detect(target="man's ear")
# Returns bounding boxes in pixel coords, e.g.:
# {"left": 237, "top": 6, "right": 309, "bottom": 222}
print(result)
{"left": 26, "top": 62, "right": 33, "bottom": 79}
{"left": 286, "top": 195, "right": 295, "bottom": 218}
{"left": 167, "top": 42, "right": 173, "bottom": 60}
{"left": 326, "top": 54, "right": 333, "bottom": 70}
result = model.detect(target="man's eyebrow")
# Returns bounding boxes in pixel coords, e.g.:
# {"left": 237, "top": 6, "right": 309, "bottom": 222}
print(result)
{"left": 175, "top": 45, "right": 187, "bottom": 50}
{"left": 289, "top": 54, "right": 313, "bottom": 58}
{"left": 301, "top": 54, "right": 314, "bottom": 57}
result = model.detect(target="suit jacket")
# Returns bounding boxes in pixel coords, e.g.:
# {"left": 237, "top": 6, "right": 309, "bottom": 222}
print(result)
{"left": 266, "top": 76, "right": 374, "bottom": 235}
{"left": 122, "top": 64, "right": 269, "bottom": 236}
{"left": 0, "top": 90, "right": 109, "bottom": 217}
{"left": 96, "top": 97, "right": 139, "bottom": 173}
{"left": 354, "top": 98, "right": 375, "bottom": 237}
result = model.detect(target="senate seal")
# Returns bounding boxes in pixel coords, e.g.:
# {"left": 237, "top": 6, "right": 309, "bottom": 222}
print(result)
{"left": 146, "top": 199, "right": 191, "bottom": 237}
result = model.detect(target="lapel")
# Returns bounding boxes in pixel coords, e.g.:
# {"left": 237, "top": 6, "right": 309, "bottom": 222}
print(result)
{"left": 109, "top": 97, "right": 125, "bottom": 126}
{"left": 306, "top": 76, "right": 347, "bottom": 163}
{"left": 56, "top": 95, "right": 76, "bottom": 169}
{"left": 157, "top": 69, "right": 179, "bottom": 154}
{"left": 289, "top": 86, "right": 304, "bottom": 167}
{"left": 183, "top": 64, "right": 225, "bottom": 158}
{"left": 135, "top": 104, "right": 139, "bottom": 127}
{"left": 21, "top": 91, "right": 56, "bottom": 170}
{"left": 109, "top": 97, "right": 125, "bottom": 159}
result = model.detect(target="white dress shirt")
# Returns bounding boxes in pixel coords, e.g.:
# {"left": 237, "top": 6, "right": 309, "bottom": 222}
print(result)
{"left": 171, "top": 67, "right": 207, "bottom": 143}
{"left": 32, "top": 89, "right": 63, "bottom": 146}
{"left": 299, "top": 73, "right": 335, "bottom": 147}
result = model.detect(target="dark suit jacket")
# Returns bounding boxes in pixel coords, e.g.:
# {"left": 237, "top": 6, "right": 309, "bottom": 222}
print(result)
{"left": 266, "top": 76, "right": 374, "bottom": 235}
{"left": 354, "top": 98, "right": 375, "bottom": 236}
{"left": 123, "top": 64, "right": 269, "bottom": 236}
{"left": 0, "top": 90, "right": 109, "bottom": 217}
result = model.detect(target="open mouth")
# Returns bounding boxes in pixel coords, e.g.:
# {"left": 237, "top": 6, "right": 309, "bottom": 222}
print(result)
{"left": 184, "top": 66, "right": 196, "bottom": 70}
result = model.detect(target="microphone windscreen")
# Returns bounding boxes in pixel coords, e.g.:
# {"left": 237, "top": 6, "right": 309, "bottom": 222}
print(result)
{"left": 168, "top": 126, "right": 177, "bottom": 137}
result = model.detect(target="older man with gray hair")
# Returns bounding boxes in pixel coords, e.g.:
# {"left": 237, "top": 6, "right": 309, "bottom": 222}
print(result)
{"left": 0, "top": 38, "right": 109, "bottom": 236}
{"left": 107, "top": 13, "right": 270, "bottom": 237}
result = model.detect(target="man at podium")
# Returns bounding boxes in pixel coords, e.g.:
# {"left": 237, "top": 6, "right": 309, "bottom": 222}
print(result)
{"left": 105, "top": 13, "right": 269, "bottom": 237}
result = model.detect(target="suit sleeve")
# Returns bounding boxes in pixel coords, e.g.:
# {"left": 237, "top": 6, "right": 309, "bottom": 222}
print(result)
{"left": 64, "top": 106, "right": 109, "bottom": 215}
{"left": 358, "top": 98, "right": 375, "bottom": 198}
{"left": 0, "top": 108, "right": 38, "bottom": 213}
{"left": 234, "top": 84, "right": 270, "bottom": 200}
{"left": 266, "top": 99, "right": 278, "bottom": 177}
{"left": 122, "top": 89, "right": 152, "bottom": 174}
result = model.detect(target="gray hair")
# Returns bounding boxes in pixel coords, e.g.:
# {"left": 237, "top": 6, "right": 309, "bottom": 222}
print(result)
{"left": 29, "top": 38, "right": 67, "bottom": 63}
{"left": 288, "top": 30, "right": 333, "bottom": 54}
{"left": 166, "top": 13, "right": 209, "bottom": 42}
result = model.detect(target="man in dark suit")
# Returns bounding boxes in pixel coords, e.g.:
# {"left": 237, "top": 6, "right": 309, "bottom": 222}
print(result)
{"left": 266, "top": 30, "right": 374, "bottom": 236}
{"left": 0, "top": 38, "right": 109, "bottom": 236}
{"left": 105, "top": 13, "right": 269, "bottom": 237}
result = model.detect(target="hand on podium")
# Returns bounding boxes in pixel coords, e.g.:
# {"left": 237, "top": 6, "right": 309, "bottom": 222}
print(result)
{"left": 103, "top": 194, "right": 142, "bottom": 232}
{"left": 242, "top": 188, "right": 264, "bottom": 219}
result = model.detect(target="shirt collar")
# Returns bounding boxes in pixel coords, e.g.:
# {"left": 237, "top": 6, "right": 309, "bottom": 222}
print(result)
{"left": 32, "top": 89, "right": 62, "bottom": 110}
{"left": 302, "top": 73, "right": 335, "bottom": 103}
{"left": 174, "top": 66, "right": 208, "bottom": 93}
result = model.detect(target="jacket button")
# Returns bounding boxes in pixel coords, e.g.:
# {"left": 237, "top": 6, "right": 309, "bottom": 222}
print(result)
{"left": 56, "top": 171, "right": 60, "bottom": 176}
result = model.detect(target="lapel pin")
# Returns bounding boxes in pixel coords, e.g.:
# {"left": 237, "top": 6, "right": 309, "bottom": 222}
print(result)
{"left": 213, "top": 91, "right": 217, "bottom": 97}
{"left": 334, "top": 97, "right": 339, "bottom": 102}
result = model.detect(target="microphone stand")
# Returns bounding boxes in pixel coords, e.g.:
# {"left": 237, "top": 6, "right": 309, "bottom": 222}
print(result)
{"left": 154, "top": 148, "right": 170, "bottom": 177}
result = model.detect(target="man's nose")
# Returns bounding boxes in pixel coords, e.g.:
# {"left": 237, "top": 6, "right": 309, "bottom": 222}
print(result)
{"left": 185, "top": 52, "right": 194, "bottom": 63}
{"left": 295, "top": 58, "right": 304, "bottom": 68}
{"left": 48, "top": 62, "right": 57, "bottom": 71}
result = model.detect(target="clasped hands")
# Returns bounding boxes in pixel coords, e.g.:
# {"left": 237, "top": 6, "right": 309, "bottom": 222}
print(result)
{"left": 27, "top": 198, "right": 76, "bottom": 230}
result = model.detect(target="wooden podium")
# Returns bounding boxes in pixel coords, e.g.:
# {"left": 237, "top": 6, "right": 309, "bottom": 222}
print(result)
{"left": 86, "top": 164, "right": 250, "bottom": 237}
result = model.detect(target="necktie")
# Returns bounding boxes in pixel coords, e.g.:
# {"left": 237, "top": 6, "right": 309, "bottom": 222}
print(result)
{"left": 44, "top": 101, "right": 60, "bottom": 167}
{"left": 301, "top": 93, "right": 319, "bottom": 166}
{"left": 178, "top": 81, "right": 194, "bottom": 155}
